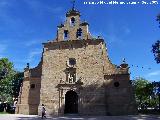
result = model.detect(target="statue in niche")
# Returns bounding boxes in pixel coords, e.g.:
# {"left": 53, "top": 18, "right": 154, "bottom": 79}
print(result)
{"left": 69, "top": 74, "right": 73, "bottom": 83}
{"left": 60, "top": 78, "right": 64, "bottom": 83}
{"left": 76, "top": 77, "right": 83, "bottom": 85}
{"left": 68, "top": 73, "right": 75, "bottom": 83}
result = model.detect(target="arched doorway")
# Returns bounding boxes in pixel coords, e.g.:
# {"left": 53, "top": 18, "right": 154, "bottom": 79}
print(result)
{"left": 64, "top": 90, "right": 78, "bottom": 114}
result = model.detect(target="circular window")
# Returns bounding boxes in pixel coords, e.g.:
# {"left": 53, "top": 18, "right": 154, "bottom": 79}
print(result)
{"left": 114, "top": 82, "right": 120, "bottom": 87}
{"left": 69, "top": 58, "right": 76, "bottom": 66}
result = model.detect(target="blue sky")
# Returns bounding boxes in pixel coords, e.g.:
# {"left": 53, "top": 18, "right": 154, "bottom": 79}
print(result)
{"left": 0, "top": 0, "right": 159, "bottom": 81}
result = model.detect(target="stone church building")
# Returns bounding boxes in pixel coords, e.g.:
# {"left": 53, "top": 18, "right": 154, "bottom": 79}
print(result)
{"left": 16, "top": 7, "right": 137, "bottom": 116}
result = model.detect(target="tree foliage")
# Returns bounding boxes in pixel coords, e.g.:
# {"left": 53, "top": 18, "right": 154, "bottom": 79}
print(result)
{"left": 151, "top": 13, "right": 160, "bottom": 63}
{"left": 12, "top": 72, "right": 23, "bottom": 98}
{"left": 0, "top": 58, "right": 16, "bottom": 103}
{"left": 133, "top": 77, "right": 159, "bottom": 110}
{"left": 133, "top": 77, "right": 149, "bottom": 107}
{"left": 152, "top": 40, "right": 160, "bottom": 64}
{"left": 154, "top": 13, "right": 160, "bottom": 63}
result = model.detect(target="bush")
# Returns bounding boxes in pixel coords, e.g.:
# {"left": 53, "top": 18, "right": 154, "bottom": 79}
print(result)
{"left": 0, "top": 103, "right": 15, "bottom": 114}
{"left": 0, "top": 103, "right": 4, "bottom": 112}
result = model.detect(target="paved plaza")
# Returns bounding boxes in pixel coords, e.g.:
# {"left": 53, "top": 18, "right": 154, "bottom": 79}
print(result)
{"left": 0, "top": 114, "right": 160, "bottom": 120}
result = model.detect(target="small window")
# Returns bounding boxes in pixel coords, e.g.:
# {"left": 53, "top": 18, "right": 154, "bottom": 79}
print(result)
{"left": 76, "top": 28, "right": 82, "bottom": 39}
{"left": 70, "top": 17, "right": 75, "bottom": 26}
{"left": 114, "top": 82, "right": 120, "bottom": 88}
{"left": 64, "top": 30, "right": 69, "bottom": 40}
{"left": 69, "top": 58, "right": 76, "bottom": 66}
{"left": 30, "top": 84, "right": 35, "bottom": 89}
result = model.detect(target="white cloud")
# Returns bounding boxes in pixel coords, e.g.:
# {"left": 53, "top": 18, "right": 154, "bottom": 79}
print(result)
{"left": 0, "top": 43, "right": 7, "bottom": 59}
{"left": 47, "top": 6, "right": 63, "bottom": 13}
{"left": 106, "top": 34, "right": 119, "bottom": 43}
{"left": 147, "top": 70, "right": 160, "bottom": 76}
{"left": 25, "top": 40, "right": 39, "bottom": 47}
{"left": 0, "top": 43, "right": 7, "bottom": 53}
{"left": 59, "top": 15, "right": 66, "bottom": 22}
{"left": 91, "top": 31, "right": 103, "bottom": 38}
{"left": 24, "top": 38, "right": 47, "bottom": 47}
{"left": 0, "top": 0, "right": 11, "bottom": 7}
{"left": 123, "top": 26, "right": 131, "bottom": 35}
{"left": 27, "top": 49, "right": 41, "bottom": 62}
{"left": 23, "top": 0, "right": 63, "bottom": 14}
{"left": 0, "top": 55, "right": 4, "bottom": 59}
{"left": 0, "top": 1, "right": 24, "bottom": 27}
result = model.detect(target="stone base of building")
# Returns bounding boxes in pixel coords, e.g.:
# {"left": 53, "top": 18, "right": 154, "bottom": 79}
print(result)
{"left": 16, "top": 104, "right": 137, "bottom": 116}
{"left": 16, "top": 104, "right": 38, "bottom": 115}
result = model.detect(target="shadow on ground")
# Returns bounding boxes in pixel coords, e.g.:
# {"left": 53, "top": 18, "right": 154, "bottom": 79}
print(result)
{"left": 15, "top": 115, "right": 160, "bottom": 120}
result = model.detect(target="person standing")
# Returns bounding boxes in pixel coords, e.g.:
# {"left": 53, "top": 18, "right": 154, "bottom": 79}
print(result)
{"left": 13, "top": 99, "right": 18, "bottom": 110}
{"left": 41, "top": 104, "right": 46, "bottom": 119}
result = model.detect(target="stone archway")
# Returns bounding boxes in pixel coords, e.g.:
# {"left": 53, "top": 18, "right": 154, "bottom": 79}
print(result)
{"left": 64, "top": 90, "right": 78, "bottom": 114}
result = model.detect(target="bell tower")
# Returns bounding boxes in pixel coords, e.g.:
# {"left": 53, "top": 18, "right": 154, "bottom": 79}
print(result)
{"left": 56, "top": 1, "right": 92, "bottom": 41}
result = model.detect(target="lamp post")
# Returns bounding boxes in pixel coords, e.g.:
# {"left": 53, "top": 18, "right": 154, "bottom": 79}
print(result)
{"left": 152, "top": 40, "right": 160, "bottom": 64}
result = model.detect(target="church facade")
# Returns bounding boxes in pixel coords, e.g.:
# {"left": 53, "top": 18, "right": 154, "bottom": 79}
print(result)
{"left": 16, "top": 8, "right": 137, "bottom": 116}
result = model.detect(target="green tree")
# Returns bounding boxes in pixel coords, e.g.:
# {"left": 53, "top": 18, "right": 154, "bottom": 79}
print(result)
{"left": 0, "top": 58, "right": 16, "bottom": 103}
{"left": 12, "top": 72, "right": 23, "bottom": 98}
{"left": 152, "top": 13, "right": 160, "bottom": 63}
{"left": 132, "top": 77, "right": 152, "bottom": 109}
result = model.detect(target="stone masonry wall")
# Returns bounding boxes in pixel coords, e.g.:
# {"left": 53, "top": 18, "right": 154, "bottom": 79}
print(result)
{"left": 39, "top": 39, "right": 109, "bottom": 115}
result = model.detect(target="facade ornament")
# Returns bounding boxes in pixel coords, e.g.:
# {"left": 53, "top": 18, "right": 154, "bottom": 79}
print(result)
{"left": 122, "top": 58, "right": 126, "bottom": 64}
{"left": 60, "top": 78, "right": 65, "bottom": 83}
{"left": 27, "top": 63, "right": 30, "bottom": 69}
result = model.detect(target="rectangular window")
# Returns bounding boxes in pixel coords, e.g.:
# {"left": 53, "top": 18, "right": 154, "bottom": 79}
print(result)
{"left": 30, "top": 84, "right": 35, "bottom": 89}
{"left": 64, "top": 30, "right": 69, "bottom": 40}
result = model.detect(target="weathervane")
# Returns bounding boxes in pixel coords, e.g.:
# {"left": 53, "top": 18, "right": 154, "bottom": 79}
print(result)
{"left": 71, "top": 0, "right": 76, "bottom": 10}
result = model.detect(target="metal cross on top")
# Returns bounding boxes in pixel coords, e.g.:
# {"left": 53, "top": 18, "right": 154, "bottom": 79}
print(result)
{"left": 71, "top": 0, "right": 76, "bottom": 10}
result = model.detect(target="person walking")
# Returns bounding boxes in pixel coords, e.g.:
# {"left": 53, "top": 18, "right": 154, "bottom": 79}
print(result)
{"left": 41, "top": 104, "right": 46, "bottom": 119}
